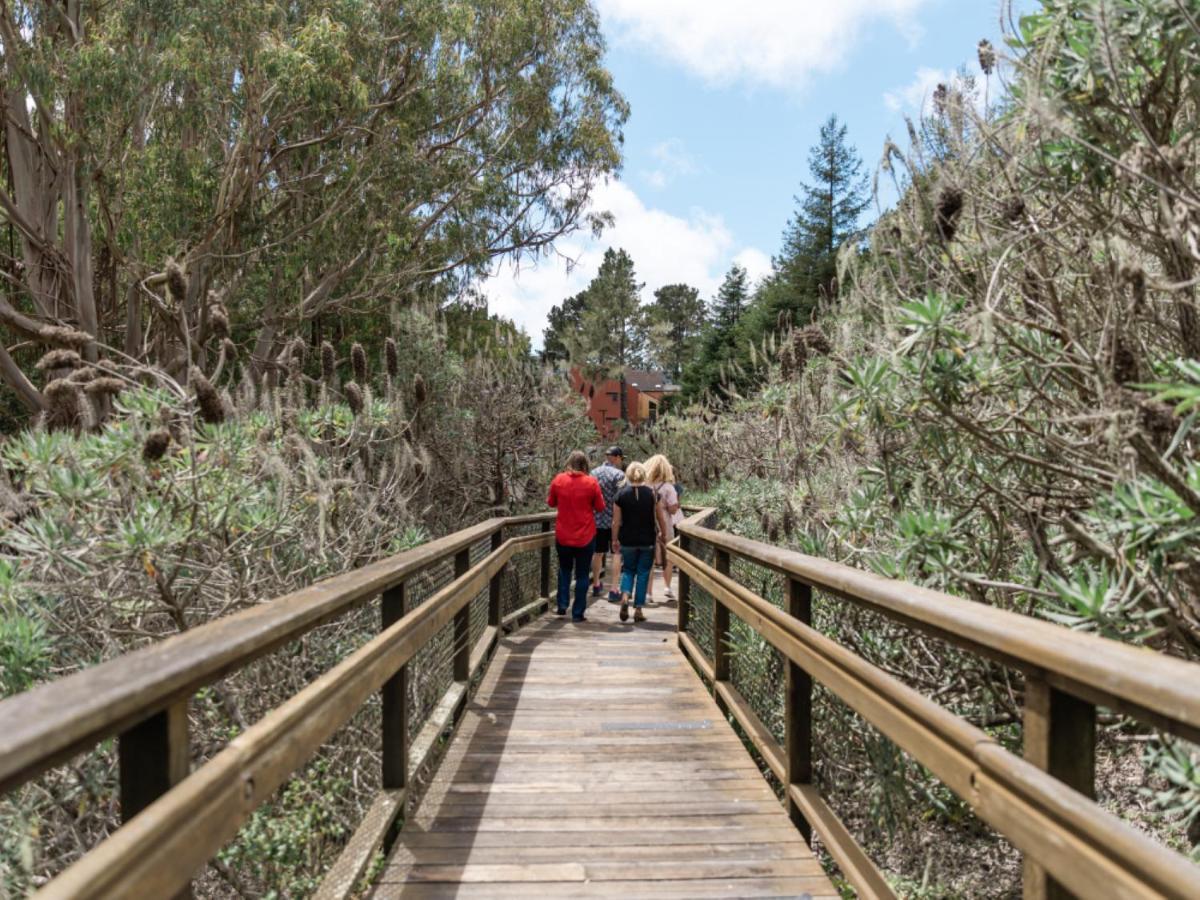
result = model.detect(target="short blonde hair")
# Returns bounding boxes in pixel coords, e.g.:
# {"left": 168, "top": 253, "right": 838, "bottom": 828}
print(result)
{"left": 644, "top": 454, "right": 675, "bottom": 485}
{"left": 624, "top": 461, "right": 648, "bottom": 485}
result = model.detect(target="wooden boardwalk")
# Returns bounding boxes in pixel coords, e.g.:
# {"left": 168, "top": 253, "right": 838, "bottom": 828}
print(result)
{"left": 372, "top": 588, "right": 837, "bottom": 898}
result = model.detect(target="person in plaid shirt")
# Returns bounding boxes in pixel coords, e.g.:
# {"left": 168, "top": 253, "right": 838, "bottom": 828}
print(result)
{"left": 590, "top": 445, "right": 625, "bottom": 601}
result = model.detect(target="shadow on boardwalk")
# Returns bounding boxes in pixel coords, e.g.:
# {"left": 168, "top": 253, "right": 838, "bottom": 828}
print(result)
{"left": 370, "top": 591, "right": 836, "bottom": 898}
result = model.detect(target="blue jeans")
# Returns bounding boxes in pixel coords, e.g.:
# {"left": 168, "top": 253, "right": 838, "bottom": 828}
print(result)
{"left": 556, "top": 540, "right": 594, "bottom": 619}
{"left": 619, "top": 545, "right": 654, "bottom": 607}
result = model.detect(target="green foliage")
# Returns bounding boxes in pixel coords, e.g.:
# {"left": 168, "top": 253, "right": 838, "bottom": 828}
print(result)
{"left": 0, "top": 611, "right": 53, "bottom": 698}
{"left": 217, "top": 761, "right": 350, "bottom": 897}
{"left": 684, "top": 264, "right": 751, "bottom": 400}
{"left": 644, "top": 283, "right": 706, "bottom": 380}
{"left": 1144, "top": 739, "right": 1200, "bottom": 861}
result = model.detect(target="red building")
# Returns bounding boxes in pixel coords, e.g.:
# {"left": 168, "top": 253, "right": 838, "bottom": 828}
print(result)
{"left": 570, "top": 368, "right": 680, "bottom": 438}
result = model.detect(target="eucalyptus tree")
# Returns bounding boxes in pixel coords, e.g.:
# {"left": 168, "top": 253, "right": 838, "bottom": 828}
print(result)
{"left": 0, "top": 0, "right": 626, "bottom": 415}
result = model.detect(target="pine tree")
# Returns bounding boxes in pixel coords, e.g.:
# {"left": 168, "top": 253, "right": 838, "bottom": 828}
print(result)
{"left": 645, "top": 283, "right": 706, "bottom": 380}
{"left": 542, "top": 291, "right": 588, "bottom": 362}
{"left": 764, "top": 115, "right": 870, "bottom": 329}
{"left": 684, "top": 265, "right": 750, "bottom": 400}
{"left": 575, "top": 248, "right": 647, "bottom": 422}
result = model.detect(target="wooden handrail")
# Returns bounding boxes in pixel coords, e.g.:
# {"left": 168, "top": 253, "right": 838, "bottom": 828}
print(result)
{"left": 670, "top": 530, "right": 1200, "bottom": 899}
{"left": 0, "top": 516, "right": 523, "bottom": 795}
{"left": 33, "top": 530, "right": 551, "bottom": 899}
{"left": 678, "top": 522, "right": 1200, "bottom": 745}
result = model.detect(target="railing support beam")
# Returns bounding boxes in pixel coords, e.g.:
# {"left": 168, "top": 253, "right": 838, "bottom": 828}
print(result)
{"left": 540, "top": 520, "right": 551, "bottom": 600}
{"left": 381, "top": 583, "right": 407, "bottom": 789}
{"left": 119, "top": 700, "right": 191, "bottom": 898}
{"left": 1022, "top": 677, "right": 1095, "bottom": 900}
{"left": 489, "top": 531, "right": 504, "bottom": 627}
{"left": 119, "top": 700, "right": 189, "bottom": 822}
{"left": 453, "top": 549, "right": 472, "bottom": 683}
{"left": 785, "top": 578, "right": 813, "bottom": 843}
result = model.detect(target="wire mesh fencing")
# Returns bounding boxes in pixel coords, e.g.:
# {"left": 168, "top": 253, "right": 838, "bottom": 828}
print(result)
{"left": 685, "top": 537, "right": 717, "bottom": 659}
{"left": 728, "top": 554, "right": 787, "bottom": 745}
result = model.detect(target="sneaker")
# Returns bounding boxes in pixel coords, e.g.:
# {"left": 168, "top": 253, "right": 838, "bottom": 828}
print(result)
{"left": 634, "top": 608, "right": 646, "bottom": 623}
{"left": 591, "top": 582, "right": 603, "bottom": 598}
{"left": 664, "top": 588, "right": 675, "bottom": 600}
{"left": 619, "top": 600, "right": 630, "bottom": 622}
{"left": 607, "top": 590, "right": 622, "bottom": 603}
{"left": 555, "top": 607, "right": 567, "bottom": 616}
{"left": 572, "top": 615, "right": 588, "bottom": 622}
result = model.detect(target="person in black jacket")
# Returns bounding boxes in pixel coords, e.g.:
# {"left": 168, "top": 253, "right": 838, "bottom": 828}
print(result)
{"left": 610, "top": 461, "right": 659, "bottom": 623}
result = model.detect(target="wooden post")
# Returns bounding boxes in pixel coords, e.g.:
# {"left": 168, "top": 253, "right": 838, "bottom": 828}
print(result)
{"left": 540, "top": 519, "right": 551, "bottom": 600}
{"left": 713, "top": 549, "right": 731, "bottom": 685}
{"left": 786, "top": 578, "right": 813, "bottom": 842}
{"left": 453, "top": 549, "right": 471, "bottom": 682}
{"left": 119, "top": 700, "right": 192, "bottom": 897}
{"left": 677, "top": 533, "right": 691, "bottom": 634}
{"left": 1022, "top": 677, "right": 1095, "bottom": 900}
{"left": 119, "top": 700, "right": 189, "bottom": 822}
{"left": 489, "top": 530, "right": 504, "bottom": 627}
{"left": 381, "top": 583, "right": 407, "bottom": 795}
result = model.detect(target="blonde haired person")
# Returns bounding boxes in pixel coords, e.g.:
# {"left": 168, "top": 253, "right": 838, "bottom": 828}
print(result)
{"left": 610, "top": 461, "right": 657, "bottom": 622}
{"left": 644, "top": 454, "right": 683, "bottom": 601}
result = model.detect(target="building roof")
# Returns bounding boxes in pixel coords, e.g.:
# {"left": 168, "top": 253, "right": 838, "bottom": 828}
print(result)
{"left": 624, "top": 370, "right": 680, "bottom": 393}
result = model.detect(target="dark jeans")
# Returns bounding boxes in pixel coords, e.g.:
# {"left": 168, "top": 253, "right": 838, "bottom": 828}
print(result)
{"left": 556, "top": 539, "right": 594, "bottom": 619}
{"left": 619, "top": 545, "right": 654, "bottom": 607}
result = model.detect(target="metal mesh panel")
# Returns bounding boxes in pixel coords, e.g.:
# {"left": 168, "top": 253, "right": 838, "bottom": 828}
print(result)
{"left": 502, "top": 543, "right": 545, "bottom": 618}
{"left": 403, "top": 557, "right": 456, "bottom": 740}
{"left": 686, "top": 538, "right": 716, "bottom": 660}
{"left": 467, "top": 536, "right": 494, "bottom": 648}
{"left": 728, "top": 555, "right": 787, "bottom": 744}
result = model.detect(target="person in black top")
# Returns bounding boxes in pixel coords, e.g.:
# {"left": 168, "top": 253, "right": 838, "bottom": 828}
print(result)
{"left": 610, "top": 461, "right": 659, "bottom": 623}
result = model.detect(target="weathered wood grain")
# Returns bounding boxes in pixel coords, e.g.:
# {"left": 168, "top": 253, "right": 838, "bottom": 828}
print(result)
{"left": 374, "top": 596, "right": 836, "bottom": 898}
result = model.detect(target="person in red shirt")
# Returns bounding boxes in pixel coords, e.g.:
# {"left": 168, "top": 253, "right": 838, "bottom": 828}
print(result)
{"left": 547, "top": 450, "right": 605, "bottom": 621}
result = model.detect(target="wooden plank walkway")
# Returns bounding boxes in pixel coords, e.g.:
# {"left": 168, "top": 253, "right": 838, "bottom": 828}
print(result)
{"left": 372, "top": 586, "right": 838, "bottom": 898}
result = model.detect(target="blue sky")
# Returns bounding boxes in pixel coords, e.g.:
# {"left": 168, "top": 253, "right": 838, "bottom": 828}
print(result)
{"left": 485, "top": 0, "right": 1031, "bottom": 348}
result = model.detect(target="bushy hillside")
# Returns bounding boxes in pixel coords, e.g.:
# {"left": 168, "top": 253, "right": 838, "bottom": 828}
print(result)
{"left": 648, "top": 1, "right": 1200, "bottom": 894}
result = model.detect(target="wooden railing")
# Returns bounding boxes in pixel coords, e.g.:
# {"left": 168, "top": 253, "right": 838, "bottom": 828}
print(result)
{"left": 0, "top": 513, "right": 555, "bottom": 899}
{"left": 671, "top": 509, "right": 1200, "bottom": 900}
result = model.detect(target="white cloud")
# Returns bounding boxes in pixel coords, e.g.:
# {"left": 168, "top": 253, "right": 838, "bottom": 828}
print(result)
{"left": 734, "top": 247, "right": 773, "bottom": 285}
{"left": 643, "top": 138, "right": 700, "bottom": 189}
{"left": 597, "top": 0, "right": 929, "bottom": 92}
{"left": 481, "top": 179, "right": 769, "bottom": 349}
{"left": 884, "top": 63, "right": 987, "bottom": 118}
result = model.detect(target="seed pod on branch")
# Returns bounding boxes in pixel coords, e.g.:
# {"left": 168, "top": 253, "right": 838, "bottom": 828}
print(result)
{"left": 413, "top": 373, "right": 427, "bottom": 406}
{"left": 290, "top": 337, "right": 307, "bottom": 368}
{"left": 798, "top": 324, "right": 831, "bottom": 357}
{"left": 934, "top": 184, "right": 964, "bottom": 242}
{"left": 166, "top": 259, "right": 188, "bottom": 304}
{"left": 321, "top": 341, "right": 336, "bottom": 384}
{"left": 190, "top": 368, "right": 225, "bottom": 424}
{"left": 208, "top": 303, "right": 230, "bottom": 340}
{"left": 977, "top": 39, "right": 996, "bottom": 75}
{"left": 43, "top": 379, "right": 83, "bottom": 431}
{"left": 84, "top": 377, "right": 125, "bottom": 398}
{"left": 143, "top": 429, "right": 171, "bottom": 462}
{"left": 384, "top": 338, "right": 398, "bottom": 379}
{"left": 351, "top": 342, "right": 367, "bottom": 384}
{"left": 345, "top": 382, "right": 364, "bottom": 416}
{"left": 35, "top": 349, "right": 82, "bottom": 372}
{"left": 67, "top": 366, "right": 98, "bottom": 384}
